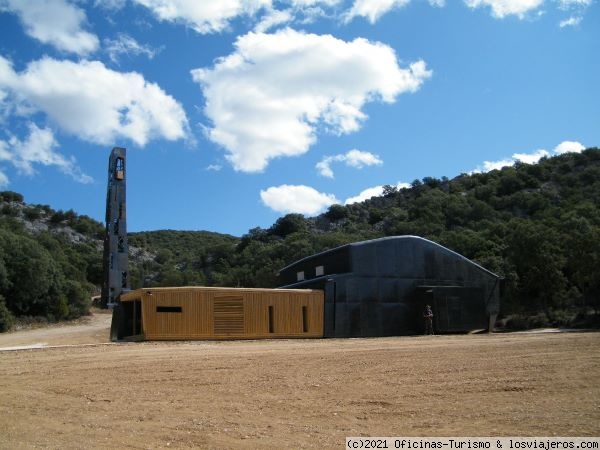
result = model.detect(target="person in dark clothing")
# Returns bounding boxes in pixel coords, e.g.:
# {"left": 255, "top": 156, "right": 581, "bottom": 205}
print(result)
{"left": 424, "top": 304, "right": 434, "bottom": 335}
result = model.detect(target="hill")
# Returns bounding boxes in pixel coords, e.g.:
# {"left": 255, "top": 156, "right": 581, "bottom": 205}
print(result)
{"left": 208, "top": 148, "right": 600, "bottom": 328}
{"left": 1, "top": 148, "right": 599, "bottom": 331}
{"left": 0, "top": 192, "right": 104, "bottom": 330}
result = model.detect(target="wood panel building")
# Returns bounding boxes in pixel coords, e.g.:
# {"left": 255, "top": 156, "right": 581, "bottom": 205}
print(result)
{"left": 115, "top": 287, "right": 324, "bottom": 341}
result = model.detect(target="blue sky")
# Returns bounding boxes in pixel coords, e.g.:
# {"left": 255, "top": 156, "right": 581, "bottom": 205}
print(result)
{"left": 0, "top": 0, "right": 598, "bottom": 237}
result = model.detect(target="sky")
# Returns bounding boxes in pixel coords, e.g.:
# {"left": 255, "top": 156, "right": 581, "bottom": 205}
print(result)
{"left": 0, "top": 0, "right": 598, "bottom": 237}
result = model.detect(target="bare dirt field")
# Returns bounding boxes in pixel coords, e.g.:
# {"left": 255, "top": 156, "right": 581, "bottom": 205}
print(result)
{"left": 0, "top": 315, "right": 599, "bottom": 449}
{"left": 0, "top": 309, "right": 112, "bottom": 350}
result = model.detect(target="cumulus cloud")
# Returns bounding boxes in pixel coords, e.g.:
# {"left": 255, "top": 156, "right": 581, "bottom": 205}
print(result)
{"left": 104, "top": 33, "right": 161, "bottom": 63}
{"left": 260, "top": 184, "right": 339, "bottom": 215}
{"left": 344, "top": 0, "right": 445, "bottom": 22}
{"left": 192, "top": 28, "right": 431, "bottom": 172}
{"left": 132, "top": 0, "right": 271, "bottom": 34}
{"left": 0, "top": 123, "right": 92, "bottom": 184}
{"left": 464, "top": 0, "right": 545, "bottom": 18}
{"left": 554, "top": 140, "right": 585, "bottom": 154}
{"left": 344, "top": 0, "right": 411, "bottom": 23}
{"left": 0, "top": 55, "right": 189, "bottom": 147}
{"left": 473, "top": 140, "right": 586, "bottom": 173}
{"left": 0, "top": 0, "right": 99, "bottom": 55}
{"left": 476, "top": 158, "right": 515, "bottom": 172}
{"left": 513, "top": 148, "right": 549, "bottom": 164}
{"left": 345, "top": 181, "right": 410, "bottom": 204}
{"left": 316, "top": 149, "right": 382, "bottom": 178}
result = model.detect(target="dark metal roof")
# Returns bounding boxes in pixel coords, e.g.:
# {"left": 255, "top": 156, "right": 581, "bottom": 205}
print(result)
{"left": 279, "top": 235, "right": 500, "bottom": 279}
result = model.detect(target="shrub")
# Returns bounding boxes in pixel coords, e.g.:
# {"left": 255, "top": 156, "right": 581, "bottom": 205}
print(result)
{"left": 64, "top": 280, "right": 91, "bottom": 318}
{"left": 24, "top": 207, "right": 42, "bottom": 221}
{"left": 0, "top": 295, "right": 14, "bottom": 332}
{"left": 0, "top": 191, "right": 24, "bottom": 203}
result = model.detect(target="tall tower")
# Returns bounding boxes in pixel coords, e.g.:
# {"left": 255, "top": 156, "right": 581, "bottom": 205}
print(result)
{"left": 101, "top": 147, "right": 129, "bottom": 310}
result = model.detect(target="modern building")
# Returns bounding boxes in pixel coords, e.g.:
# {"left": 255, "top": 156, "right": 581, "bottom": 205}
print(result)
{"left": 278, "top": 236, "right": 500, "bottom": 337}
{"left": 103, "top": 147, "right": 500, "bottom": 341}
{"left": 115, "top": 287, "right": 324, "bottom": 341}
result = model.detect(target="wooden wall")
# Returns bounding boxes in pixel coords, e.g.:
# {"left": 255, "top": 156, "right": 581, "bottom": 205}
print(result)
{"left": 121, "top": 287, "right": 324, "bottom": 340}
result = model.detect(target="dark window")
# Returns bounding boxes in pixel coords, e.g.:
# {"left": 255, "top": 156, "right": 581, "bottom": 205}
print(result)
{"left": 302, "top": 306, "right": 308, "bottom": 332}
{"left": 268, "top": 305, "right": 274, "bottom": 333}
{"left": 156, "top": 306, "right": 182, "bottom": 313}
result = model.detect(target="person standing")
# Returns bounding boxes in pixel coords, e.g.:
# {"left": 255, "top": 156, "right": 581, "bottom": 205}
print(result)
{"left": 424, "top": 304, "right": 434, "bottom": 335}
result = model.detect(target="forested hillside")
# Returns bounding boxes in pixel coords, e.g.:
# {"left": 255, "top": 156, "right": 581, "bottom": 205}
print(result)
{"left": 0, "top": 192, "right": 104, "bottom": 331}
{"left": 200, "top": 148, "right": 600, "bottom": 328}
{"left": 1, "top": 148, "right": 599, "bottom": 331}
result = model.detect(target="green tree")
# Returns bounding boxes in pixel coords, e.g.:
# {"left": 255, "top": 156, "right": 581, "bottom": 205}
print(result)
{"left": 0, "top": 295, "right": 14, "bottom": 332}
{"left": 0, "top": 230, "right": 66, "bottom": 318}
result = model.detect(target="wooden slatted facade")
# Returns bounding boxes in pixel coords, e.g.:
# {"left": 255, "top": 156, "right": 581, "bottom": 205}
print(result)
{"left": 119, "top": 287, "right": 324, "bottom": 340}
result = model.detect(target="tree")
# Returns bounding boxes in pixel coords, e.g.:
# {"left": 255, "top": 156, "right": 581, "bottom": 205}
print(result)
{"left": 382, "top": 185, "right": 398, "bottom": 197}
{"left": 325, "top": 204, "right": 348, "bottom": 221}
{"left": 0, "top": 295, "right": 14, "bottom": 332}
{"left": 269, "top": 214, "right": 308, "bottom": 237}
{"left": 0, "top": 230, "right": 66, "bottom": 318}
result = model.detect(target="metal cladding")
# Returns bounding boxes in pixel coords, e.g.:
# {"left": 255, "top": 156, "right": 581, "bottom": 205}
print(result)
{"left": 279, "top": 236, "right": 501, "bottom": 337}
{"left": 101, "top": 147, "right": 129, "bottom": 315}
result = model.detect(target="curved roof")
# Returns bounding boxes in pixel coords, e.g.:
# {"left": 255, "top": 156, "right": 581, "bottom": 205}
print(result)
{"left": 279, "top": 235, "right": 499, "bottom": 278}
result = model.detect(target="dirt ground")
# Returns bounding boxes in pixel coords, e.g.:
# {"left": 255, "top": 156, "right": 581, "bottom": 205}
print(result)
{"left": 0, "top": 309, "right": 113, "bottom": 349}
{"left": 0, "top": 315, "right": 599, "bottom": 449}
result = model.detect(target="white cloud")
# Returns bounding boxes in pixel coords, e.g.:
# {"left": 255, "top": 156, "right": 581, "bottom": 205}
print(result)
{"left": 316, "top": 149, "right": 382, "bottom": 178}
{"left": 464, "top": 0, "right": 545, "bottom": 18}
{"left": 0, "top": 170, "right": 8, "bottom": 187}
{"left": 132, "top": 0, "right": 271, "bottom": 34}
{"left": 289, "top": 0, "right": 341, "bottom": 5}
{"left": 344, "top": 181, "right": 409, "bottom": 204}
{"left": 344, "top": 0, "right": 411, "bottom": 23}
{"left": 0, "top": 56, "right": 189, "bottom": 147}
{"left": 94, "top": 0, "right": 127, "bottom": 10}
{"left": 0, "top": 123, "right": 92, "bottom": 184}
{"left": 558, "top": 0, "right": 592, "bottom": 7}
{"left": 260, "top": 184, "right": 339, "bottom": 215}
{"left": 554, "top": 140, "right": 585, "bottom": 154}
{"left": 254, "top": 8, "right": 293, "bottom": 32}
{"left": 513, "top": 148, "right": 549, "bottom": 164}
{"left": 104, "top": 33, "right": 161, "bottom": 63}
{"left": 192, "top": 28, "right": 431, "bottom": 172}
{"left": 556, "top": 0, "right": 591, "bottom": 27}
{"left": 472, "top": 140, "right": 586, "bottom": 173}
{"left": 206, "top": 163, "right": 223, "bottom": 171}
{"left": 472, "top": 157, "right": 515, "bottom": 173}
{"left": 0, "top": 0, "right": 99, "bottom": 55}
{"left": 559, "top": 15, "right": 582, "bottom": 27}
{"left": 0, "top": 140, "right": 10, "bottom": 162}
{"left": 345, "top": 185, "right": 385, "bottom": 204}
